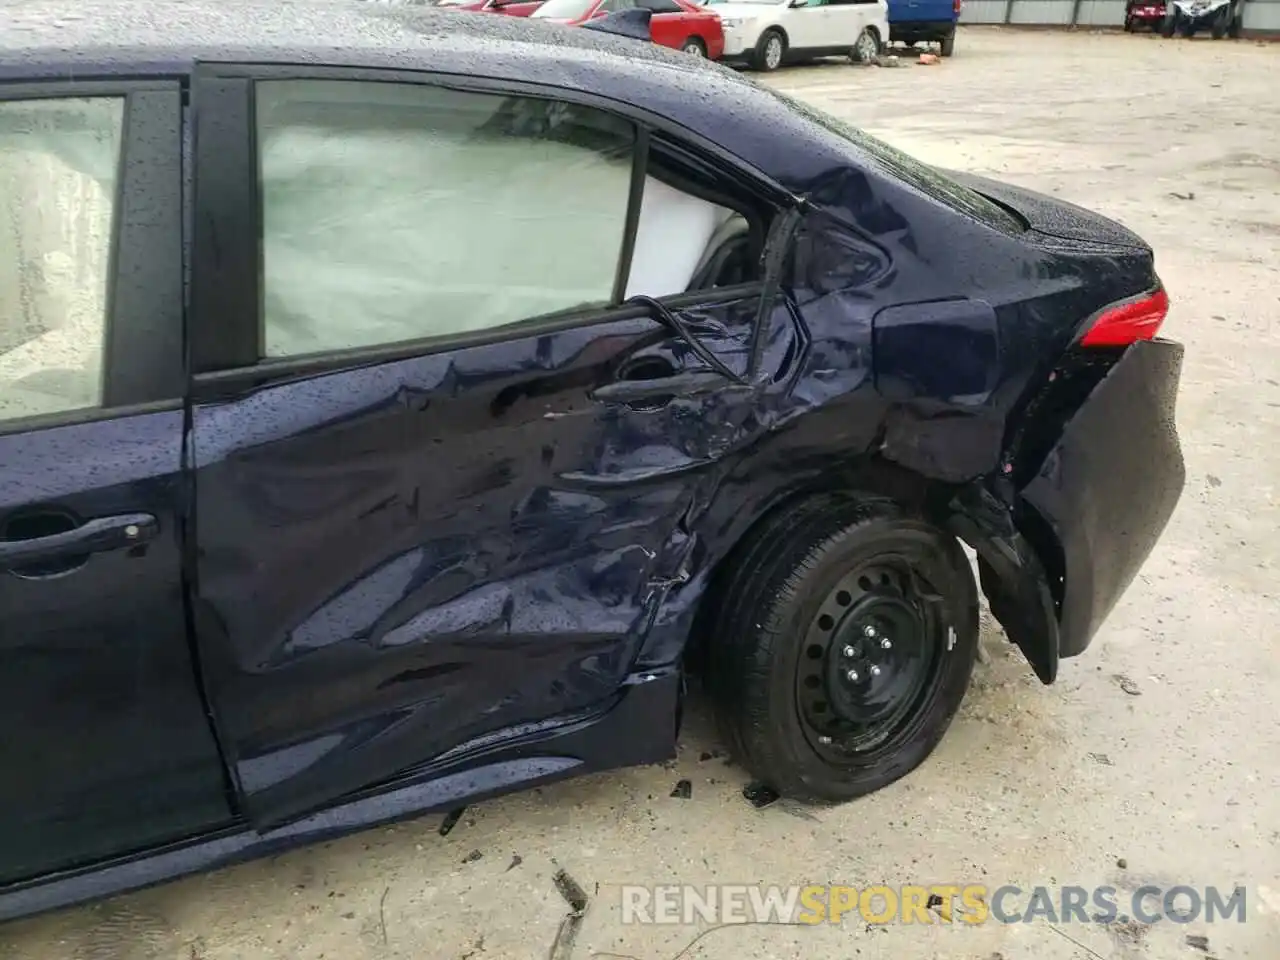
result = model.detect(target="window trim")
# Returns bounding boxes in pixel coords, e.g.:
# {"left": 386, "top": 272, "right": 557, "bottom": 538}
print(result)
{"left": 613, "top": 127, "right": 650, "bottom": 305}
{"left": 190, "top": 65, "right": 795, "bottom": 382}
{"left": 0, "top": 80, "right": 184, "bottom": 438}
{"left": 192, "top": 282, "right": 766, "bottom": 398}
{"left": 190, "top": 75, "right": 259, "bottom": 374}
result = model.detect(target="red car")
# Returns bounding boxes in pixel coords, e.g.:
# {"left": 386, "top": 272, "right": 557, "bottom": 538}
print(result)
{"left": 436, "top": 0, "right": 544, "bottom": 16}
{"left": 532, "top": 0, "right": 725, "bottom": 58}
{"left": 1124, "top": 0, "right": 1168, "bottom": 29}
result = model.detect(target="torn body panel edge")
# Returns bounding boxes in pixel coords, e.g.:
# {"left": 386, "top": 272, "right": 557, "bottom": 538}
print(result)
{"left": 945, "top": 481, "right": 1060, "bottom": 684}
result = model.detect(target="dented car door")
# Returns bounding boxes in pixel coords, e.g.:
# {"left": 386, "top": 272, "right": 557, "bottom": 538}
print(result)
{"left": 186, "top": 71, "right": 800, "bottom": 828}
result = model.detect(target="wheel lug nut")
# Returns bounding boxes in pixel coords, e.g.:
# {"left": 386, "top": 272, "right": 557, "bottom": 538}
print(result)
{"left": 846, "top": 669, "right": 859, "bottom": 682}
{"left": 842, "top": 645, "right": 856, "bottom": 657}
{"left": 870, "top": 665, "right": 882, "bottom": 677}
{"left": 880, "top": 638, "right": 892, "bottom": 650}
{"left": 863, "top": 625, "right": 877, "bottom": 638}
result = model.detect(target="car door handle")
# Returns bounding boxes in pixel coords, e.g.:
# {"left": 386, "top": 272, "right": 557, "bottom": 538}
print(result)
{"left": 0, "top": 512, "right": 159, "bottom": 570}
{"left": 592, "top": 369, "right": 732, "bottom": 405}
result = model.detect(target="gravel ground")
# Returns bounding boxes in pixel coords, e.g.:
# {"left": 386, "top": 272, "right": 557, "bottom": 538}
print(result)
{"left": 3, "top": 24, "right": 1278, "bottom": 960}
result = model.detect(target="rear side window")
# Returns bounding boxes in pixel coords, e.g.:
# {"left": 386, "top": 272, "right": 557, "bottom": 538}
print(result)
{"left": 0, "top": 97, "right": 121, "bottom": 422}
{"left": 761, "top": 86, "right": 1025, "bottom": 235}
{"left": 256, "top": 80, "right": 636, "bottom": 359}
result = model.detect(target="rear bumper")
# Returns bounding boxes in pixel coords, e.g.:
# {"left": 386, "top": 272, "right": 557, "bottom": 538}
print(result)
{"left": 949, "top": 338, "right": 1184, "bottom": 683}
{"left": 889, "top": 21, "right": 956, "bottom": 40}
{"left": 1021, "top": 338, "right": 1185, "bottom": 659}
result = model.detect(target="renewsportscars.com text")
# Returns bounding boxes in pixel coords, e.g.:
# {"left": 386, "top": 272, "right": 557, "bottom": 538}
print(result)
{"left": 620, "top": 884, "right": 1248, "bottom": 926}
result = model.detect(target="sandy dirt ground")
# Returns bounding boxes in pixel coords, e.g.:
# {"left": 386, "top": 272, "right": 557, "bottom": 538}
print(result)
{"left": 3, "top": 24, "right": 1278, "bottom": 960}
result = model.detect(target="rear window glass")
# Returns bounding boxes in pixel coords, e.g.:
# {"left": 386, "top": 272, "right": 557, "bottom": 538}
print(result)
{"left": 760, "top": 87, "right": 1026, "bottom": 235}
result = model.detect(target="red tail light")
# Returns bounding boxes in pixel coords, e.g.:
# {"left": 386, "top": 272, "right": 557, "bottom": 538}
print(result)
{"left": 1080, "top": 286, "right": 1168, "bottom": 347}
{"left": 953, "top": 0, "right": 962, "bottom": 11}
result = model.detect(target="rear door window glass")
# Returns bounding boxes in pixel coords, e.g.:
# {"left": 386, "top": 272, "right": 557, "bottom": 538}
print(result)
{"left": 255, "top": 80, "right": 637, "bottom": 359}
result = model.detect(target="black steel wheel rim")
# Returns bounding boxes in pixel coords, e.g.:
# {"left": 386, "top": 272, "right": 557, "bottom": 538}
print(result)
{"left": 795, "top": 557, "right": 947, "bottom": 761}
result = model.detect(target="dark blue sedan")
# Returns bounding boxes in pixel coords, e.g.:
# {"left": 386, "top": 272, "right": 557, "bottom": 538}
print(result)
{"left": 0, "top": 0, "right": 1183, "bottom": 922}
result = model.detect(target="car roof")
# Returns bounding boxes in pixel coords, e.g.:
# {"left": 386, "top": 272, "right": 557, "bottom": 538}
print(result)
{"left": 0, "top": 0, "right": 853, "bottom": 192}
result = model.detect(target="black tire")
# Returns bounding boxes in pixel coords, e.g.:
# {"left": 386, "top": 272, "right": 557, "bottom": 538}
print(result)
{"left": 1124, "top": 14, "right": 1136, "bottom": 30}
{"left": 1160, "top": 10, "right": 1177, "bottom": 35}
{"left": 681, "top": 36, "right": 707, "bottom": 56}
{"left": 707, "top": 494, "right": 979, "bottom": 804}
{"left": 1228, "top": 8, "right": 1242, "bottom": 36}
{"left": 1180, "top": 14, "right": 1196, "bottom": 35}
{"left": 752, "top": 28, "right": 787, "bottom": 72}
{"left": 1211, "top": 6, "right": 1228, "bottom": 36}
{"left": 939, "top": 28, "right": 956, "bottom": 56}
{"left": 850, "top": 26, "right": 881, "bottom": 63}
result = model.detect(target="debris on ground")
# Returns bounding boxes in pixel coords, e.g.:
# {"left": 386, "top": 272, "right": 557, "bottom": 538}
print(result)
{"left": 1117, "top": 858, "right": 1127, "bottom": 868}
{"left": 926, "top": 893, "right": 949, "bottom": 921}
{"left": 698, "top": 749, "right": 723, "bottom": 762}
{"left": 1109, "top": 918, "right": 1151, "bottom": 945}
{"left": 670, "top": 779, "right": 692, "bottom": 799}
{"left": 1169, "top": 191, "right": 1196, "bottom": 200}
{"left": 918, "top": 53, "right": 940, "bottom": 64}
{"left": 1114, "top": 674, "right": 1142, "bottom": 696}
{"left": 743, "top": 782, "right": 780, "bottom": 809}
{"left": 1088, "top": 752, "right": 1114, "bottom": 765}
{"left": 875, "top": 55, "right": 903, "bottom": 68}
{"left": 378, "top": 887, "right": 390, "bottom": 946}
{"left": 552, "top": 869, "right": 589, "bottom": 913}
{"left": 506, "top": 854, "right": 523, "bottom": 872}
{"left": 461, "top": 850, "right": 482, "bottom": 864}
{"left": 1186, "top": 934, "right": 1211, "bottom": 952}
{"left": 548, "top": 867, "right": 590, "bottom": 960}
{"left": 439, "top": 808, "right": 466, "bottom": 837}
{"left": 777, "top": 800, "right": 821, "bottom": 823}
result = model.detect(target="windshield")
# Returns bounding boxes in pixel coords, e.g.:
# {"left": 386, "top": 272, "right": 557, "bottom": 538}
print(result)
{"left": 533, "top": 0, "right": 596, "bottom": 16}
{"left": 761, "top": 87, "right": 1025, "bottom": 235}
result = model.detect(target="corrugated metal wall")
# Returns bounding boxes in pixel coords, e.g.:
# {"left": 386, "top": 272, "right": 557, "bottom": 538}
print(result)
{"left": 1075, "top": 0, "right": 1127, "bottom": 25}
{"left": 1242, "top": 0, "right": 1280, "bottom": 30}
{"left": 960, "top": 0, "right": 1279, "bottom": 30}
{"left": 959, "top": 0, "right": 1009, "bottom": 21}
{"left": 1009, "top": 0, "right": 1076, "bottom": 23}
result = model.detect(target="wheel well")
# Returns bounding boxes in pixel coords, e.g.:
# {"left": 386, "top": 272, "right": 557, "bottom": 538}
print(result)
{"left": 761, "top": 25, "right": 788, "bottom": 46}
{"left": 683, "top": 461, "right": 953, "bottom": 677}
